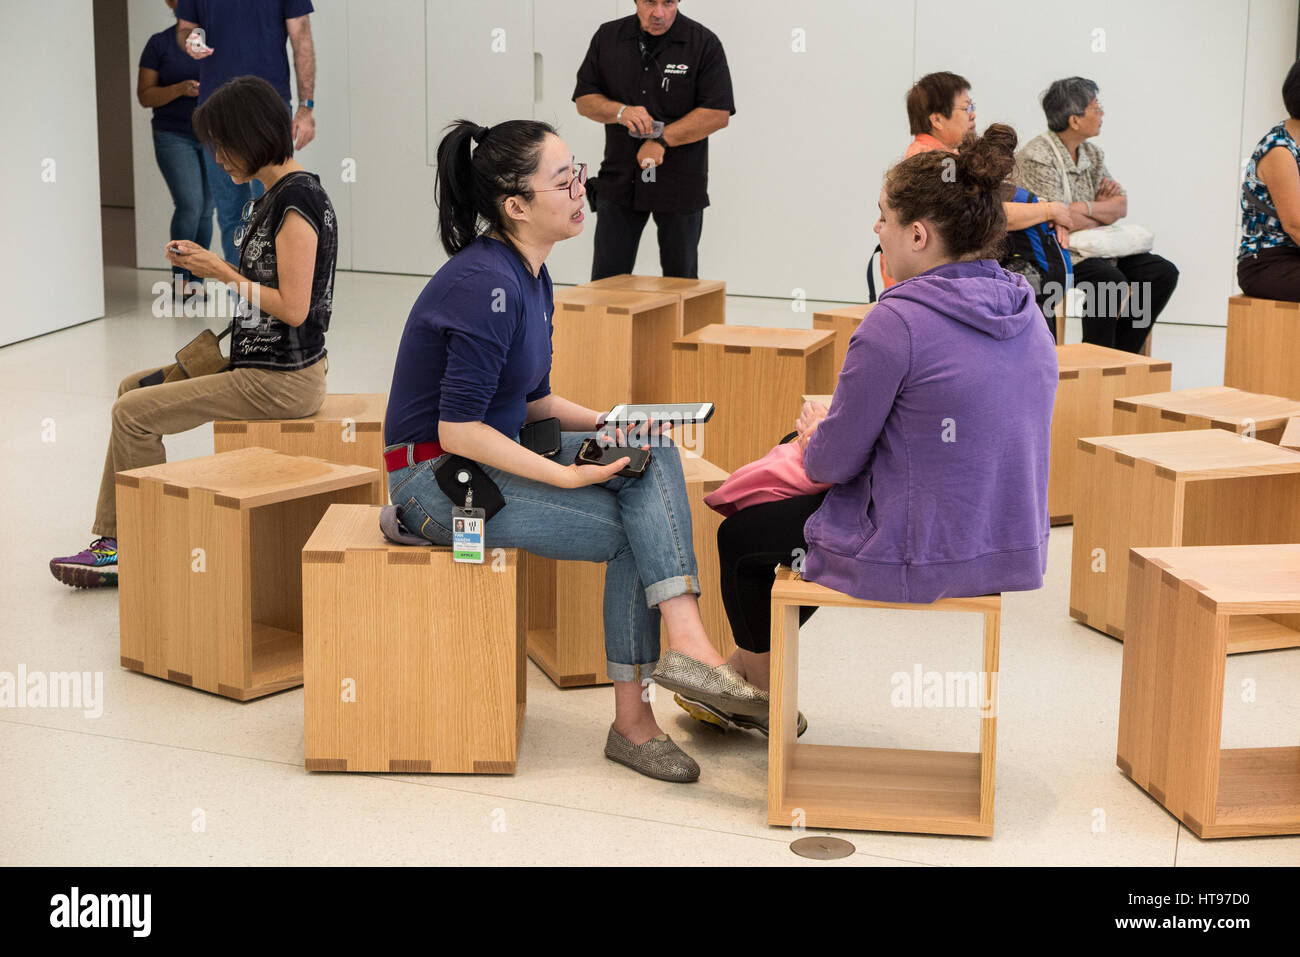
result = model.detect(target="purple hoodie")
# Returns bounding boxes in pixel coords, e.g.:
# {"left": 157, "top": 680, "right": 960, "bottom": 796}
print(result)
{"left": 801, "top": 259, "right": 1056, "bottom": 603}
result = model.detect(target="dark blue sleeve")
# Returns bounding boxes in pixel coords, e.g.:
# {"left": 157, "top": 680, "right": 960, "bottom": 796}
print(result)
{"left": 525, "top": 273, "right": 554, "bottom": 403}
{"left": 437, "top": 270, "right": 524, "bottom": 424}
{"left": 175, "top": 0, "right": 200, "bottom": 24}
{"left": 284, "top": 0, "right": 314, "bottom": 18}
{"left": 139, "top": 32, "right": 164, "bottom": 70}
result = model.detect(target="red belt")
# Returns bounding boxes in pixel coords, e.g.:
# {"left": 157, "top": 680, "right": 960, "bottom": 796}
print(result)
{"left": 383, "top": 441, "right": 444, "bottom": 473}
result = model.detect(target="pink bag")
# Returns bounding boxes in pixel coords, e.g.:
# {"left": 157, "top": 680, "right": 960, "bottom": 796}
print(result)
{"left": 704, "top": 441, "right": 831, "bottom": 517}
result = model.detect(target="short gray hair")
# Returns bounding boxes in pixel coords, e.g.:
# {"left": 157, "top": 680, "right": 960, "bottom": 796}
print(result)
{"left": 1042, "top": 77, "right": 1099, "bottom": 132}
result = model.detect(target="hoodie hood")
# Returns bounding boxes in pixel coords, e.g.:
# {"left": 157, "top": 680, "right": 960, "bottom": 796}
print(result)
{"left": 878, "top": 259, "right": 1037, "bottom": 341}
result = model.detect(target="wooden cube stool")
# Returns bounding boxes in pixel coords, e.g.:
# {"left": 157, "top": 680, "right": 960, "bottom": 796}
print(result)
{"left": 525, "top": 449, "right": 735, "bottom": 687}
{"left": 214, "top": 394, "right": 387, "bottom": 504}
{"left": 117, "top": 447, "right": 382, "bottom": 700}
{"left": 583, "top": 274, "right": 725, "bottom": 337}
{"left": 1225, "top": 295, "right": 1300, "bottom": 401}
{"left": 1283, "top": 416, "right": 1300, "bottom": 452}
{"left": 1050, "top": 344, "right": 1172, "bottom": 525}
{"left": 672, "top": 325, "right": 835, "bottom": 473}
{"left": 812, "top": 303, "right": 872, "bottom": 377}
{"left": 1118, "top": 544, "right": 1300, "bottom": 837}
{"left": 1069, "top": 430, "right": 1300, "bottom": 651}
{"left": 302, "top": 505, "right": 525, "bottom": 773}
{"left": 768, "top": 569, "right": 1001, "bottom": 836}
{"left": 1112, "top": 385, "right": 1300, "bottom": 445}
{"left": 549, "top": 287, "right": 681, "bottom": 413}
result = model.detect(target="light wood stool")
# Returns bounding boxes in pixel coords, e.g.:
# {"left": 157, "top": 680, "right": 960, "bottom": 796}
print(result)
{"left": 117, "top": 447, "right": 382, "bottom": 700}
{"left": 1112, "top": 386, "right": 1300, "bottom": 444}
{"left": 812, "top": 303, "right": 873, "bottom": 377}
{"left": 1118, "top": 544, "right": 1300, "bottom": 837}
{"left": 302, "top": 505, "right": 525, "bottom": 773}
{"left": 1051, "top": 344, "right": 1172, "bottom": 525}
{"left": 583, "top": 274, "right": 725, "bottom": 337}
{"left": 1225, "top": 295, "right": 1300, "bottom": 401}
{"left": 1282, "top": 416, "right": 1300, "bottom": 452}
{"left": 672, "top": 324, "right": 835, "bottom": 473}
{"left": 549, "top": 287, "right": 681, "bottom": 413}
{"left": 214, "top": 394, "right": 387, "bottom": 504}
{"left": 1069, "top": 430, "right": 1300, "bottom": 651}
{"left": 525, "top": 449, "right": 735, "bottom": 687}
{"left": 767, "top": 569, "right": 1001, "bottom": 836}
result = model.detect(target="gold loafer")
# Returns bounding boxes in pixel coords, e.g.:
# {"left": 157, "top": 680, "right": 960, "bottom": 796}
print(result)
{"left": 604, "top": 725, "right": 700, "bottom": 783}
{"left": 651, "top": 650, "right": 769, "bottom": 718}
{"left": 674, "top": 693, "right": 807, "bottom": 738}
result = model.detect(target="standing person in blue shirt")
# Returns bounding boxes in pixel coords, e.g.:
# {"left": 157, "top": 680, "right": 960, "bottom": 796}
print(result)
{"left": 137, "top": 0, "right": 211, "bottom": 303}
{"left": 175, "top": 0, "right": 316, "bottom": 266}
{"left": 384, "top": 118, "right": 768, "bottom": 783}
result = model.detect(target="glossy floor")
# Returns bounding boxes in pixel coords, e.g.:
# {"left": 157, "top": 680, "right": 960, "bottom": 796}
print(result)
{"left": 0, "top": 211, "right": 1294, "bottom": 866}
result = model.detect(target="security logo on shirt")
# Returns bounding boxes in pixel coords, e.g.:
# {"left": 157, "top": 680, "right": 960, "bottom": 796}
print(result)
{"left": 664, "top": 63, "right": 689, "bottom": 75}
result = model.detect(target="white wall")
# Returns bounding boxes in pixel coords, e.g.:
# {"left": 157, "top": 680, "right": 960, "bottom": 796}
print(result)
{"left": 124, "top": 0, "right": 1298, "bottom": 326}
{"left": 0, "top": 0, "right": 105, "bottom": 347}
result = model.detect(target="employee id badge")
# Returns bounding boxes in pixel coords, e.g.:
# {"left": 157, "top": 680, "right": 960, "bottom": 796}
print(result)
{"left": 452, "top": 506, "right": 486, "bottom": 563}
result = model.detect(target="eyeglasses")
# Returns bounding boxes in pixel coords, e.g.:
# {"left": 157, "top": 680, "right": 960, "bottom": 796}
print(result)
{"left": 961, "top": 100, "right": 976, "bottom": 116}
{"left": 536, "top": 163, "right": 588, "bottom": 200}
{"left": 233, "top": 197, "right": 256, "bottom": 248}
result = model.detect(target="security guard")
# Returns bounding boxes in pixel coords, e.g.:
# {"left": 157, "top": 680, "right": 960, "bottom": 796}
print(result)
{"left": 574, "top": 0, "right": 735, "bottom": 280}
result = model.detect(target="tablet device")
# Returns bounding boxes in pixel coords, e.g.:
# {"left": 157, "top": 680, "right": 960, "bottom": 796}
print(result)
{"left": 604, "top": 402, "right": 714, "bottom": 426}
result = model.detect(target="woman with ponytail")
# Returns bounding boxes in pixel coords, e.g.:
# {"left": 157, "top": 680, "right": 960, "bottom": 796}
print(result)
{"left": 383, "top": 119, "right": 768, "bottom": 782}
{"left": 703, "top": 124, "right": 1056, "bottom": 730}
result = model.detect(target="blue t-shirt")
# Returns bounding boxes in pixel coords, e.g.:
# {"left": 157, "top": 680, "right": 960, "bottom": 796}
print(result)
{"left": 174, "top": 0, "right": 313, "bottom": 106}
{"left": 139, "top": 27, "right": 201, "bottom": 135}
{"left": 385, "top": 237, "right": 554, "bottom": 448}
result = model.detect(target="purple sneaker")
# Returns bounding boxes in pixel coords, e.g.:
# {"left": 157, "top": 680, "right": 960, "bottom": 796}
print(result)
{"left": 50, "top": 537, "right": 118, "bottom": 588}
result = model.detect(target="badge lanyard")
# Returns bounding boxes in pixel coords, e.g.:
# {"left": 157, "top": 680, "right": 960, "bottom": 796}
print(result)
{"left": 451, "top": 471, "right": 485, "bottom": 564}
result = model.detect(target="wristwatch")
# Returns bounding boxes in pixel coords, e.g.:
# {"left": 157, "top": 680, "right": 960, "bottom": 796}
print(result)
{"left": 654, "top": 136, "right": 667, "bottom": 150}
{"left": 301, "top": 99, "right": 314, "bottom": 110}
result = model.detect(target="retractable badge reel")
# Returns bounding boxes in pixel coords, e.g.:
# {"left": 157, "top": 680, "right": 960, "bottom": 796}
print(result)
{"left": 451, "top": 467, "right": 486, "bottom": 564}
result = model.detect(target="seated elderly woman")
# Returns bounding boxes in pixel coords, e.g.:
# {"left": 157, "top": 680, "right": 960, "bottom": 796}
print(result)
{"left": 1013, "top": 76, "right": 1178, "bottom": 354}
{"left": 1239, "top": 60, "right": 1300, "bottom": 300}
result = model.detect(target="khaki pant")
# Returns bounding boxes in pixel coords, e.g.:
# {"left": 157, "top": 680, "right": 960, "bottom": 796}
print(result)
{"left": 93, "top": 358, "right": 328, "bottom": 538}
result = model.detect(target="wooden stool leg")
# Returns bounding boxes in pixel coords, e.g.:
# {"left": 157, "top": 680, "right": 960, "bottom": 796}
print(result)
{"left": 767, "top": 601, "right": 800, "bottom": 826}
{"left": 979, "top": 607, "right": 1001, "bottom": 830}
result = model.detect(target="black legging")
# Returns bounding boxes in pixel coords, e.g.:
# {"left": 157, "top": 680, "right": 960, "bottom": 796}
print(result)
{"left": 716, "top": 492, "right": 828, "bottom": 654}
{"left": 1072, "top": 252, "right": 1179, "bottom": 353}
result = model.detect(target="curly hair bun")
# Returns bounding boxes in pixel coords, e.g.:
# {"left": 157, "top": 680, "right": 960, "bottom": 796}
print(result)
{"left": 956, "top": 123, "right": 1017, "bottom": 191}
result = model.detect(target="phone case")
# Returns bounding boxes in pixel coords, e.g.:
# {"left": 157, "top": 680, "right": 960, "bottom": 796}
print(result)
{"left": 575, "top": 438, "right": 650, "bottom": 478}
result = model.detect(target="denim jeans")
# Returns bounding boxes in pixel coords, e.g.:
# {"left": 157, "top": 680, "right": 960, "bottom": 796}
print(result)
{"left": 152, "top": 129, "right": 214, "bottom": 285}
{"left": 386, "top": 432, "right": 701, "bottom": 682}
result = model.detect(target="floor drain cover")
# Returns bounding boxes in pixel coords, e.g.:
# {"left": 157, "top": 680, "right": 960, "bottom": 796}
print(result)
{"left": 790, "top": 836, "right": 855, "bottom": 859}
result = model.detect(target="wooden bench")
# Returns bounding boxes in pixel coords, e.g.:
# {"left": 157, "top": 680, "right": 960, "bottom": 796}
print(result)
{"left": 1112, "top": 386, "right": 1300, "bottom": 445}
{"left": 1069, "top": 430, "right": 1300, "bottom": 651}
{"left": 117, "top": 448, "right": 381, "bottom": 700}
{"left": 582, "top": 274, "right": 725, "bottom": 338}
{"left": 302, "top": 504, "right": 525, "bottom": 773}
{"left": 767, "top": 568, "right": 1001, "bottom": 836}
{"left": 812, "top": 303, "right": 872, "bottom": 377}
{"left": 214, "top": 393, "right": 387, "bottom": 504}
{"left": 1118, "top": 544, "right": 1300, "bottom": 837}
{"left": 672, "top": 324, "right": 835, "bottom": 473}
{"left": 1050, "top": 344, "right": 1172, "bottom": 525}
{"left": 1225, "top": 295, "right": 1300, "bottom": 401}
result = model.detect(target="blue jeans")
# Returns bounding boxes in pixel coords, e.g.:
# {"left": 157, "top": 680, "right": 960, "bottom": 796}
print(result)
{"left": 386, "top": 432, "right": 701, "bottom": 682}
{"left": 152, "top": 129, "right": 214, "bottom": 285}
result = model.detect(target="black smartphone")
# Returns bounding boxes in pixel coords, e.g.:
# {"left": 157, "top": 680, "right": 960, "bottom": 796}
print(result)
{"left": 575, "top": 437, "right": 651, "bottom": 478}
{"left": 519, "top": 417, "right": 562, "bottom": 457}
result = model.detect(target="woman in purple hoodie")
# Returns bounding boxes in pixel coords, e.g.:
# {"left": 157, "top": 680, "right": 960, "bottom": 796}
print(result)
{"left": 675, "top": 124, "right": 1057, "bottom": 735}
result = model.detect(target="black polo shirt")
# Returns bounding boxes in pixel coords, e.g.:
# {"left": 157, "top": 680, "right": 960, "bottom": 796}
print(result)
{"left": 573, "top": 13, "right": 735, "bottom": 213}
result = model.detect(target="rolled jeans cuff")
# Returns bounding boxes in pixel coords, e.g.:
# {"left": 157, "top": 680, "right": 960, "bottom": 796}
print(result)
{"left": 605, "top": 658, "right": 661, "bottom": 684}
{"left": 645, "top": 573, "right": 700, "bottom": 608}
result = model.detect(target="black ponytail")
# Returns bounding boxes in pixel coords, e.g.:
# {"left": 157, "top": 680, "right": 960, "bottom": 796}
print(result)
{"left": 435, "top": 118, "right": 556, "bottom": 264}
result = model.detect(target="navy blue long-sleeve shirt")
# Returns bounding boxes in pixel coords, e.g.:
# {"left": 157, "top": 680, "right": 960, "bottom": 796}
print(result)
{"left": 385, "top": 237, "right": 553, "bottom": 447}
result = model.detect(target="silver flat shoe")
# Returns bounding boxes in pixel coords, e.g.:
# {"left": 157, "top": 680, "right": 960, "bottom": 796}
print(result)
{"left": 674, "top": 693, "right": 808, "bottom": 738}
{"left": 651, "top": 650, "right": 770, "bottom": 718}
{"left": 604, "top": 725, "right": 700, "bottom": 782}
